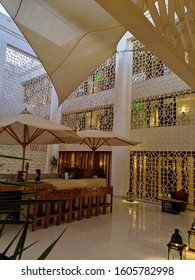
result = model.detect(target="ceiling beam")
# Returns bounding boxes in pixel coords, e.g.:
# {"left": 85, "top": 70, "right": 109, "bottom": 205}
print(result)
{"left": 96, "top": 0, "right": 195, "bottom": 90}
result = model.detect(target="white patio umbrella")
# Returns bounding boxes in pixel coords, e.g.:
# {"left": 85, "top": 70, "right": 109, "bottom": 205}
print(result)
{"left": 76, "top": 129, "right": 140, "bottom": 170}
{"left": 77, "top": 129, "right": 140, "bottom": 151}
{"left": 0, "top": 109, "right": 81, "bottom": 170}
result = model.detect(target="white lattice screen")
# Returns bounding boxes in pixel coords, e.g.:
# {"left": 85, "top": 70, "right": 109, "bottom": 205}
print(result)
{"left": 0, "top": 46, "right": 51, "bottom": 174}
{"left": 68, "top": 55, "right": 116, "bottom": 99}
{"left": 130, "top": 40, "right": 194, "bottom": 204}
{"left": 61, "top": 105, "right": 114, "bottom": 132}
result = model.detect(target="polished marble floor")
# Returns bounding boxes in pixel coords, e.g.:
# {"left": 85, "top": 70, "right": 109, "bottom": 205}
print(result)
{"left": 1, "top": 198, "right": 195, "bottom": 260}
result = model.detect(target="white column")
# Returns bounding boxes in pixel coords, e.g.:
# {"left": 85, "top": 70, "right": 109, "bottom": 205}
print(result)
{"left": 111, "top": 32, "right": 133, "bottom": 197}
{"left": 45, "top": 86, "right": 62, "bottom": 173}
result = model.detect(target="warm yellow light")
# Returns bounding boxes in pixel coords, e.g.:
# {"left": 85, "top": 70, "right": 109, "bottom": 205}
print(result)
{"left": 181, "top": 105, "right": 188, "bottom": 114}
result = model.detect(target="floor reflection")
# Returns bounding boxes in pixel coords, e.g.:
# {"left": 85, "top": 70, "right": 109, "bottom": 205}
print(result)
{"left": 0, "top": 198, "right": 195, "bottom": 260}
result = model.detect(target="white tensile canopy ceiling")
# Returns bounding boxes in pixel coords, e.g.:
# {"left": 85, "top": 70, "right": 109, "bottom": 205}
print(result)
{"left": 96, "top": 0, "right": 195, "bottom": 90}
{"left": 1, "top": 0, "right": 195, "bottom": 106}
{"left": 0, "top": 0, "right": 126, "bottom": 106}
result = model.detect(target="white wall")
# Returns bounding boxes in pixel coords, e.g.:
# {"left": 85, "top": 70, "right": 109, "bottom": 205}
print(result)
{"left": 131, "top": 124, "right": 195, "bottom": 152}
{"left": 0, "top": 13, "right": 36, "bottom": 56}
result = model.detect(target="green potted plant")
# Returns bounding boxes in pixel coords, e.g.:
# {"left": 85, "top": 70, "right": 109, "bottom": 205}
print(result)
{"left": 50, "top": 155, "right": 58, "bottom": 174}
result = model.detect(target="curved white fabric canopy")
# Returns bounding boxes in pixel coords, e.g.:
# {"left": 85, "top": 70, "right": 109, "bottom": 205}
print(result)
{"left": 1, "top": 0, "right": 126, "bottom": 106}
{"left": 2, "top": 0, "right": 195, "bottom": 105}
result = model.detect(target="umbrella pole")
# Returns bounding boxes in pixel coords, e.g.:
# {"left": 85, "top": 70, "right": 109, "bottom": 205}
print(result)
{"left": 92, "top": 149, "right": 95, "bottom": 176}
{"left": 22, "top": 145, "right": 26, "bottom": 171}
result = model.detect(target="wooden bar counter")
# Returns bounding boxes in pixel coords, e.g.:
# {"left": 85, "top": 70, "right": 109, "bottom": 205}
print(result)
{"left": 0, "top": 181, "right": 54, "bottom": 192}
{"left": 0, "top": 179, "right": 112, "bottom": 228}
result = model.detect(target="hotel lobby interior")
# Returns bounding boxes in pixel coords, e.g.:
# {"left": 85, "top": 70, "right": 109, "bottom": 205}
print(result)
{"left": 1, "top": 1, "right": 195, "bottom": 261}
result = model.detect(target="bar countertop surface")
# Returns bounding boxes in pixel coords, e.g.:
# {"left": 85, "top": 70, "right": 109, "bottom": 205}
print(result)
{"left": 0, "top": 178, "right": 107, "bottom": 192}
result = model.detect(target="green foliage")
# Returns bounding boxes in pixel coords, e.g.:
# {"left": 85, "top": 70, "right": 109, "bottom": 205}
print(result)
{"left": 0, "top": 215, "right": 68, "bottom": 260}
{"left": 37, "top": 227, "right": 68, "bottom": 260}
{"left": 0, "top": 154, "right": 30, "bottom": 160}
{"left": 50, "top": 155, "right": 58, "bottom": 168}
{"left": 0, "top": 187, "right": 68, "bottom": 260}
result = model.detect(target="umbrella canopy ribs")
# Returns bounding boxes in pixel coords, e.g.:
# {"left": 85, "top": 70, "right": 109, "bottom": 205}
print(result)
{"left": 0, "top": 109, "right": 81, "bottom": 170}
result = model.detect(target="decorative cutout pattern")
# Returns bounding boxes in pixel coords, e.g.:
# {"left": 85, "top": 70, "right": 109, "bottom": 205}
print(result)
{"left": 68, "top": 55, "right": 116, "bottom": 98}
{"left": 23, "top": 73, "right": 52, "bottom": 118}
{"left": 61, "top": 105, "right": 114, "bottom": 131}
{"left": 132, "top": 41, "right": 171, "bottom": 82}
{"left": 130, "top": 40, "right": 194, "bottom": 204}
{"left": 0, "top": 46, "right": 50, "bottom": 173}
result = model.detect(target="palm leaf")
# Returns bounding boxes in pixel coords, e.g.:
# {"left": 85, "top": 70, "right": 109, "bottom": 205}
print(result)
{"left": 37, "top": 225, "right": 69, "bottom": 260}
{"left": 1, "top": 197, "right": 68, "bottom": 259}
{"left": 10, "top": 219, "right": 29, "bottom": 259}
{"left": 0, "top": 253, "right": 10, "bottom": 259}
{"left": 0, "top": 154, "right": 30, "bottom": 160}
{"left": 2, "top": 219, "right": 38, "bottom": 259}
{"left": 2, "top": 224, "right": 25, "bottom": 256}
{"left": 0, "top": 214, "right": 9, "bottom": 237}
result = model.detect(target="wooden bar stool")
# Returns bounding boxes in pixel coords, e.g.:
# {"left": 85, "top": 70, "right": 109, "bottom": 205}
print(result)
{"left": 27, "top": 191, "right": 49, "bottom": 231}
{"left": 97, "top": 186, "right": 107, "bottom": 215}
{"left": 90, "top": 187, "right": 99, "bottom": 217}
{"left": 105, "top": 186, "right": 113, "bottom": 213}
{"left": 46, "top": 191, "right": 62, "bottom": 226}
{"left": 60, "top": 189, "right": 73, "bottom": 223}
{"left": 71, "top": 188, "right": 82, "bottom": 221}
{"left": 79, "top": 187, "right": 91, "bottom": 219}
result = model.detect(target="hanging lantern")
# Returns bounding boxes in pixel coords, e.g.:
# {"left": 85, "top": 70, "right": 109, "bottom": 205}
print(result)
{"left": 126, "top": 187, "right": 134, "bottom": 202}
{"left": 188, "top": 218, "right": 195, "bottom": 252}
{"left": 167, "top": 228, "right": 187, "bottom": 260}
